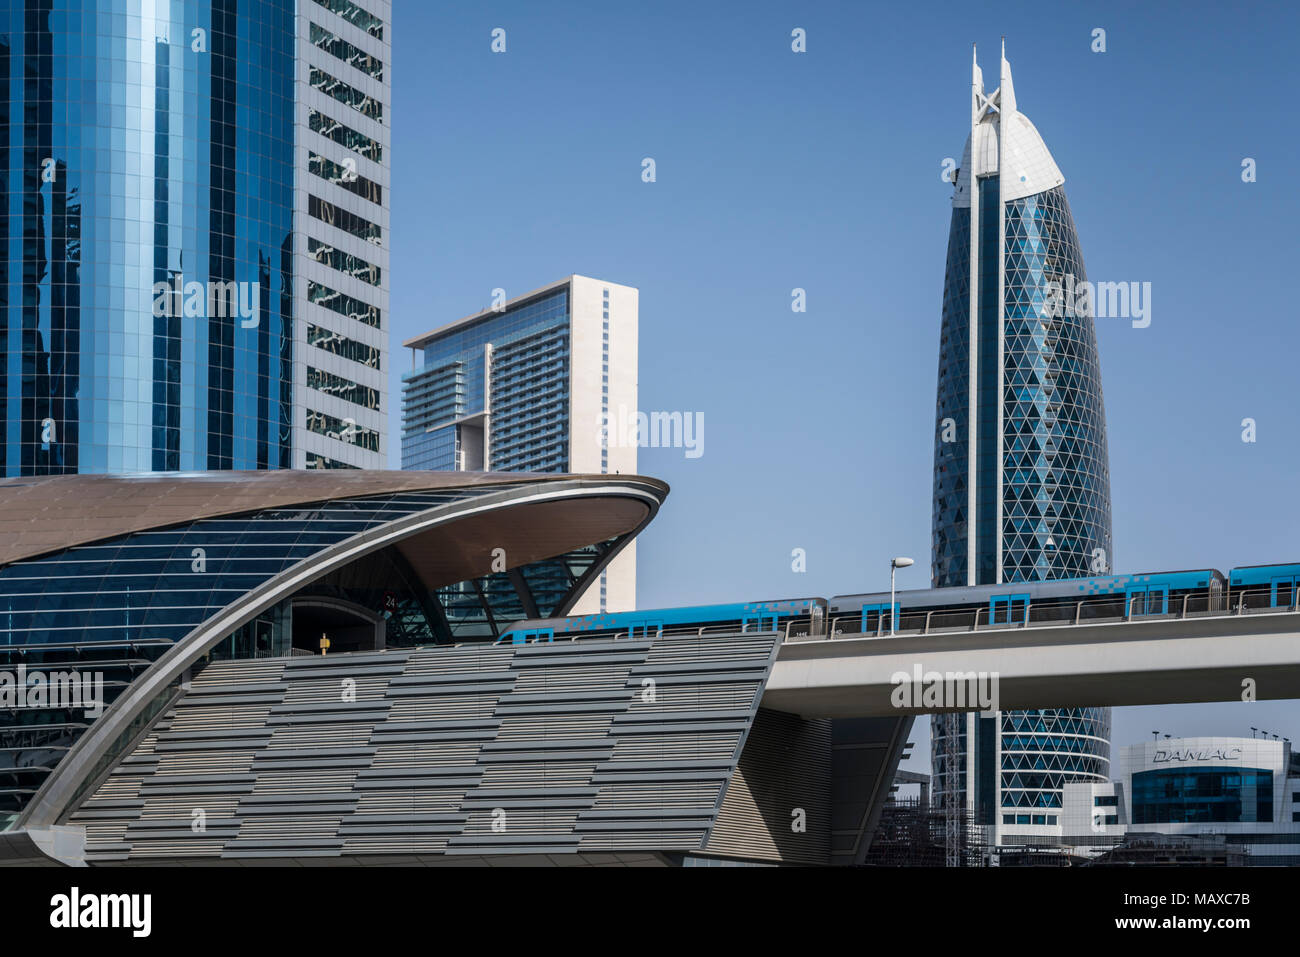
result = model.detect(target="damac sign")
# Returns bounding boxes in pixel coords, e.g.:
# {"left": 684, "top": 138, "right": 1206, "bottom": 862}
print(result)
{"left": 1152, "top": 747, "right": 1242, "bottom": 764}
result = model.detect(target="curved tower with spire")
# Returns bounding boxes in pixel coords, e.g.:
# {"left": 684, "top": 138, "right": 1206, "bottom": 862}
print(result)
{"left": 930, "top": 44, "right": 1114, "bottom": 849}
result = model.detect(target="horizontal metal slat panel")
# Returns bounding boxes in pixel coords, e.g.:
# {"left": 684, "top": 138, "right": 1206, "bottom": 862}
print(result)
{"left": 69, "top": 630, "right": 784, "bottom": 862}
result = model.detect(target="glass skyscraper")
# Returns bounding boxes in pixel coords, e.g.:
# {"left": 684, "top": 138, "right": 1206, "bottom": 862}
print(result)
{"left": 403, "top": 285, "right": 574, "bottom": 475}
{"left": 0, "top": 0, "right": 389, "bottom": 476}
{"left": 930, "top": 46, "right": 1113, "bottom": 847}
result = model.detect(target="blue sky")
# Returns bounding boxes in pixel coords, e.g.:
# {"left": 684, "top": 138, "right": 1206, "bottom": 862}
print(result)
{"left": 389, "top": 0, "right": 1300, "bottom": 766}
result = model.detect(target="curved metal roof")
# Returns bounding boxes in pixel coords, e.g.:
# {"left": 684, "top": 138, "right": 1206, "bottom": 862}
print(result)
{"left": 0, "top": 470, "right": 670, "bottom": 569}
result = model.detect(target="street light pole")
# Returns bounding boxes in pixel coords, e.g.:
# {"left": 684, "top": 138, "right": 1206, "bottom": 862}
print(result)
{"left": 890, "top": 557, "right": 914, "bottom": 635}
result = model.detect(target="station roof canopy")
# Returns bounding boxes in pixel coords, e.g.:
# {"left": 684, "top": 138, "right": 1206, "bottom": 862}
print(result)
{"left": 0, "top": 470, "right": 670, "bottom": 585}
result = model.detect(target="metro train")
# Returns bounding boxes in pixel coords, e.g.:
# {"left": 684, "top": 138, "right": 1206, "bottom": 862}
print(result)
{"left": 495, "top": 562, "right": 1300, "bottom": 644}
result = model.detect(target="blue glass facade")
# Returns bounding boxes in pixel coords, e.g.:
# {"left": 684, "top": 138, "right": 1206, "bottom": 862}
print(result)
{"left": 999, "top": 708, "right": 1110, "bottom": 813}
{"left": 931, "top": 205, "right": 970, "bottom": 587}
{"left": 1000, "top": 186, "right": 1111, "bottom": 580}
{"left": 401, "top": 288, "right": 570, "bottom": 472}
{"left": 932, "top": 184, "right": 1112, "bottom": 587}
{"left": 975, "top": 176, "right": 1001, "bottom": 584}
{"left": 1132, "top": 767, "right": 1274, "bottom": 825}
{"left": 0, "top": 0, "right": 297, "bottom": 476}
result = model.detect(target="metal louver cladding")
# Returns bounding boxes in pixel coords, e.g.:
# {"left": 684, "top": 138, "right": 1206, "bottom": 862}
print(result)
{"left": 69, "top": 629, "right": 784, "bottom": 863}
{"left": 705, "top": 709, "right": 833, "bottom": 864}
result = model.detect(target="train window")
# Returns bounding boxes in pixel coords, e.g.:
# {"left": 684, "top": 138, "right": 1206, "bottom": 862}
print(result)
{"left": 989, "top": 594, "right": 1030, "bottom": 626}
{"left": 1126, "top": 586, "right": 1168, "bottom": 616}
{"left": 1027, "top": 597, "right": 1075, "bottom": 624}
{"left": 1080, "top": 597, "right": 1126, "bottom": 620}
{"left": 1272, "top": 578, "right": 1296, "bottom": 608}
{"left": 990, "top": 598, "right": 1007, "bottom": 625}
{"left": 860, "top": 603, "right": 896, "bottom": 635}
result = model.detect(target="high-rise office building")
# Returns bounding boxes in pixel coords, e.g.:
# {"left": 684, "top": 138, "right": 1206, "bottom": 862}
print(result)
{"left": 930, "top": 46, "right": 1114, "bottom": 847}
{"left": 0, "top": 0, "right": 389, "bottom": 476}
{"left": 401, "top": 275, "right": 639, "bottom": 614}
